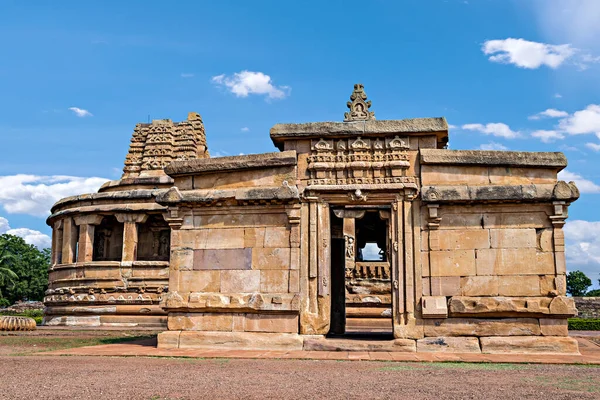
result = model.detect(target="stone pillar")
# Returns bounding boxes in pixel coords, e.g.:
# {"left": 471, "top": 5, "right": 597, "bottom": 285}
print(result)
{"left": 73, "top": 215, "right": 104, "bottom": 263}
{"left": 342, "top": 217, "right": 356, "bottom": 279}
{"left": 52, "top": 220, "right": 64, "bottom": 265}
{"left": 115, "top": 214, "right": 149, "bottom": 263}
{"left": 61, "top": 218, "right": 78, "bottom": 264}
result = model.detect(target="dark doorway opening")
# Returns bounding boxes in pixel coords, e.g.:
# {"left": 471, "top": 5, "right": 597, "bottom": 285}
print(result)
{"left": 329, "top": 208, "right": 393, "bottom": 339}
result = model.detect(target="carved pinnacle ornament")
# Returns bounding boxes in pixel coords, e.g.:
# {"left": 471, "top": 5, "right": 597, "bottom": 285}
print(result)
{"left": 344, "top": 83, "right": 375, "bottom": 122}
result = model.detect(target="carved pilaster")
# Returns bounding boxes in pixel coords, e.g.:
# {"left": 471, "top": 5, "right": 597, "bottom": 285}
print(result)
{"left": 551, "top": 201, "right": 568, "bottom": 275}
{"left": 115, "top": 213, "right": 149, "bottom": 263}
{"left": 74, "top": 215, "right": 104, "bottom": 263}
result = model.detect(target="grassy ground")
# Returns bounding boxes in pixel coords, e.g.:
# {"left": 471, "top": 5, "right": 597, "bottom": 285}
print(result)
{"left": 0, "top": 331, "right": 156, "bottom": 356}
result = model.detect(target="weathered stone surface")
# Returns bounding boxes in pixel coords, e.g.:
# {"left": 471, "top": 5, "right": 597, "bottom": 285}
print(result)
{"left": 193, "top": 249, "right": 252, "bottom": 270}
{"left": 448, "top": 296, "right": 553, "bottom": 316}
{"left": 168, "top": 313, "right": 233, "bottom": 331}
{"left": 179, "top": 271, "right": 220, "bottom": 293}
{"left": 417, "top": 337, "right": 481, "bottom": 353}
{"left": 429, "top": 250, "right": 476, "bottom": 276}
{"left": 480, "top": 336, "right": 579, "bottom": 354}
{"left": 252, "top": 248, "right": 290, "bottom": 270}
{"left": 421, "top": 296, "right": 448, "bottom": 318}
{"left": 176, "top": 331, "right": 304, "bottom": 350}
{"left": 490, "top": 229, "right": 536, "bottom": 248}
{"left": 244, "top": 313, "right": 298, "bottom": 333}
{"left": 540, "top": 318, "right": 569, "bottom": 336}
{"left": 430, "top": 276, "right": 461, "bottom": 296}
{"left": 303, "top": 337, "right": 416, "bottom": 352}
{"left": 260, "top": 270, "right": 289, "bottom": 293}
{"left": 220, "top": 270, "right": 260, "bottom": 293}
{"left": 423, "top": 318, "right": 540, "bottom": 337}
{"left": 420, "top": 149, "right": 567, "bottom": 168}
{"left": 437, "top": 229, "right": 490, "bottom": 250}
{"left": 498, "top": 276, "right": 541, "bottom": 296}
{"left": 460, "top": 276, "right": 499, "bottom": 296}
{"left": 548, "top": 296, "right": 578, "bottom": 316}
{"left": 165, "top": 151, "right": 297, "bottom": 175}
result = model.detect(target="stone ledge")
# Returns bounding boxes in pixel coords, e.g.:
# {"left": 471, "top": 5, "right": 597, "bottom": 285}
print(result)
{"left": 156, "top": 185, "right": 300, "bottom": 206}
{"left": 270, "top": 118, "right": 448, "bottom": 138}
{"left": 164, "top": 331, "right": 305, "bottom": 351}
{"left": 51, "top": 189, "right": 165, "bottom": 213}
{"left": 164, "top": 151, "right": 297, "bottom": 176}
{"left": 480, "top": 336, "right": 580, "bottom": 355}
{"left": 420, "top": 149, "right": 567, "bottom": 168}
{"left": 421, "top": 182, "right": 579, "bottom": 203}
{"left": 303, "top": 337, "right": 416, "bottom": 352}
{"left": 448, "top": 296, "right": 577, "bottom": 317}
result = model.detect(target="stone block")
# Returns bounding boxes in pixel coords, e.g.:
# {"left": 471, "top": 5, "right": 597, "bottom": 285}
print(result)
{"left": 289, "top": 270, "right": 299, "bottom": 293}
{"left": 548, "top": 296, "right": 577, "bottom": 316}
{"left": 429, "top": 250, "right": 476, "bottom": 277}
{"left": 171, "top": 248, "right": 194, "bottom": 271}
{"left": 260, "top": 270, "right": 289, "bottom": 293}
{"left": 498, "top": 276, "right": 540, "bottom": 296}
{"left": 476, "top": 248, "right": 537, "bottom": 276}
{"left": 439, "top": 213, "right": 483, "bottom": 230}
{"left": 430, "top": 276, "right": 460, "bottom": 296}
{"left": 244, "top": 227, "right": 265, "bottom": 248}
{"left": 421, "top": 296, "right": 448, "bottom": 318}
{"left": 480, "top": 336, "right": 579, "bottom": 354}
{"left": 540, "top": 318, "right": 568, "bottom": 336}
{"left": 438, "top": 229, "right": 490, "bottom": 250}
{"left": 178, "top": 331, "right": 303, "bottom": 350}
{"left": 244, "top": 313, "right": 298, "bottom": 333}
{"left": 303, "top": 337, "right": 416, "bottom": 352}
{"left": 193, "top": 248, "right": 252, "bottom": 270}
{"left": 488, "top": 167, "right": 556, "bottom": 185}
{"left": 460, "top": 276, "right": 499, "bottom": 296}
{"left": 263, "top": 227, "right": 290, "bottom": 248}
{"left": 483, "top": 212, "right": 551, "bottom": 229}
{"left": 220, "top": 270, "right": 260, "bottom": 293}
{"left": 168, "top": 313, "right": 233, "bottom": 331}
{"left": 157, "top": 331, "right": 180, "bottom": 348}
{"left": 252, "top": 247, "right": 290, "bottom": 270}
{"left": 555, "top": 275, "right": 567, "bottom": 296}
{"left": 423, "top": 318, "right": 540, "bottom": 337}
{"left": 539, "top": 275, "right": 556, "bottom": 296}
{"left": 421, "top": 231, "right": 429, "bottom": 251}
{"left": 421, "top": 251, "right": 430, "bottom": 276}
{"left": 534, "top": 252, "right": 556, "bottom": 275}
{"left": 538, "top": 229, "right": 553, "bottom": 252}
{"left": 417, "top": 337, "right": 481, "bottom": 353}
{"left": 448, "top": 296, "right": 552, "bottom": 316}
{"left": 490, "top": 229, "right": 536, "bottom": 248}
{"left": 203, "top": 228, "right": 245, "bottom": 249}
{"left": 179, "top": 270, "right": 220, "bottom": 293}
{"left": 422, "top": 277, "right": 431, "bottom": 296}
{"left": 421, "top": 165, "right": 489, "bottom": 185}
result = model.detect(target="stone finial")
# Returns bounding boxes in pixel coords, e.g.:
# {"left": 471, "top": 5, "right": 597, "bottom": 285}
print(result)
{"left": 344, "top": 83, "right": 375, "bottom": 122}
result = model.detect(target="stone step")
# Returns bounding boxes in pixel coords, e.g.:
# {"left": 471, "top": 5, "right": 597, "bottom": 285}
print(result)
{"left": 303, "top": 336, "right": 415, "bottom": 352}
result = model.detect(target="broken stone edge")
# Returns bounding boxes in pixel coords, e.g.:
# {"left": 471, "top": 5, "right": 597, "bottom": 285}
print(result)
{"left": 165, "top": 151, "right": 297, "bottom": 176}
{"left": 421, "top": 182, "right": 579, "bottom": 203}
{"left": 420, "top": 149, "right": 567, "bottom": 169}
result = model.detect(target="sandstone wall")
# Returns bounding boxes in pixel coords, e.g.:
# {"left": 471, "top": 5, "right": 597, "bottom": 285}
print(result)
{"left": 573, "top": 297, "right": 600, "bottom": 319}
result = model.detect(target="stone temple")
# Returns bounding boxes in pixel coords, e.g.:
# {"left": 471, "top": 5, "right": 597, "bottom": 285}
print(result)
{"left": 44, "top": 84, "right": 581, "bottom": 354}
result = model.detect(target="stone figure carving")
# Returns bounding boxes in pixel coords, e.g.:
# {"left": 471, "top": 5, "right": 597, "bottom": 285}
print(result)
{"left": 344, "top": 83, "right": 375, "bottom": 122}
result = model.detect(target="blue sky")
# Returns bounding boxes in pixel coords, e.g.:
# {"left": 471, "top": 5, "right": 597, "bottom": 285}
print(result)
{"left": 0, "top": 0, "right": 599, "bottom": 286}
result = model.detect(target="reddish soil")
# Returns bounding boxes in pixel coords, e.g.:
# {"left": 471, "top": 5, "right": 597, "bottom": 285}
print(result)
{"left": 1, "top": 355, "right": 600, "bottom": 400}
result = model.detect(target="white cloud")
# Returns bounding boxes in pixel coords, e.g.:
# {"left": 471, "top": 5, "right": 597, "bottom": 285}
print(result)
{"left": 479, "top": 142, "right": 508, "bottom": 151}
{"left": 461, "top": 123, "right": 520, "bottom": 139}
{"left": 531, "top": 129, "right": 565, "bottom": 143}
{"left": 558, "top": 170, "right": 600, "bottom": 193}
{"left": 0, "top": 175, "right": 108, "bottom": 217}
{"left": 554, "top": 93, "right": 563, "bottom": 99}
{"left": 68, "top": 107, "right": 93, "bottom": 117}
{"left": 558, "top": 104, "right": 600, "bottom": 135}
{"left": 180, "top": 73, "right": 194, "bottom": 78}
{"left": 0, "top": 217, "right": 51, "bottom": 249}
{"left": 240, "top": 127, "right": 250, "bottom": 132}
{"left": 585, "top": 143, "right": 600, "bottom": 152}
{"left": 482, "top": 38, "right": 576, "bottom": 69}
{"left": 528, "top": 108, "right": 569, "bottom": 120}
{"left": 564, "top": 220, "right": 600, "bottom": 285}
{"left": 211, "top": 71, "right": 290, "bottom": 100}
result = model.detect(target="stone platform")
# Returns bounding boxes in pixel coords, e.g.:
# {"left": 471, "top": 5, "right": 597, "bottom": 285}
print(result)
{"left": 43, "top": 336, "right": 600, "bottom": 364}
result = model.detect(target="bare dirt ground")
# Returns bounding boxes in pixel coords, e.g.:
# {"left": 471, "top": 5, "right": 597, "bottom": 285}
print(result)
{"left": 1, "top": 330, "right": 600, "bottom": 400}
{"left": 1, "top": 356, "right": 600, "bottom": 400}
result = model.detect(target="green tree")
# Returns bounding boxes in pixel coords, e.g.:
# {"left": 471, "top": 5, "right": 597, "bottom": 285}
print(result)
{"left": 0, "top": 234, "right": 50, "bottom": 306}
{"left": 566, "top": 270, "right": 592, "bottom": 297}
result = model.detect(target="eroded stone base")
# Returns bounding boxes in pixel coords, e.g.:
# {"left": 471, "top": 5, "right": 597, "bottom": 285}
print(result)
{"left": 158, "top": 331, "right": 304, "bottom": 351}
{"left": 44, "top": 314, "right": 167, "bottom": 328}
{"left": 480, "top": 336, "right": 580, "bottom": 355}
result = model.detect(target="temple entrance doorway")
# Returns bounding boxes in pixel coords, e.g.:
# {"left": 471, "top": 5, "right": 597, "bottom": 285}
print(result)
{"left": 330, "top": 207, "right": 393, "bottom": 338}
